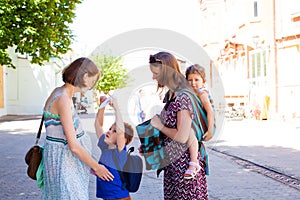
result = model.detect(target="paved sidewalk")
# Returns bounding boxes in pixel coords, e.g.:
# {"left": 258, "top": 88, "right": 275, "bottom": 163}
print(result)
{"left": 207, "top": 150, "right": 300, "bottom": 200}
{"left": 209, "top": 119, "right": 300, "bottom": 180}
{"left": 206, "top": 118, "right": 300, "bottom": 199}
{"left": 0, "top": 114, "right": 300, "bottom": 199}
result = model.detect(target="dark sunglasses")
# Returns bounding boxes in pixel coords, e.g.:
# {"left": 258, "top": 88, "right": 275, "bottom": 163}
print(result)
{"left": 149, "top": 55, "right": 162, "bottom": 64}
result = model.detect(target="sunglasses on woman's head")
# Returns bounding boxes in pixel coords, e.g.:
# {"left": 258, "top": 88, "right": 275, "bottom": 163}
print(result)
{"left": 149, "top": 55, "right": 162, "bottom": 64}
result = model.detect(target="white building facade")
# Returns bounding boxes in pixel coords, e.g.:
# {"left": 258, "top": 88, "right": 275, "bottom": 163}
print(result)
{"left": 199, "top": 0, "right": 300, "bottom": 120}
{"left": 0, "top": 47, "right": 63, "bottom": 116}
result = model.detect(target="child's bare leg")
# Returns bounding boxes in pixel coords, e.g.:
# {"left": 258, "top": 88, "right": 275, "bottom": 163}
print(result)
{"left": 184, "top": 132, "right": 200, "bottom": 179}
{"left": 188, "top": 133, "right": 198, "bottom": 164}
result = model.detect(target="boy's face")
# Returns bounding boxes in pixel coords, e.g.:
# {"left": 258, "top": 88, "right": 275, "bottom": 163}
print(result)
{"left": 104, "top": 124, "right": 117, "bottom": 145}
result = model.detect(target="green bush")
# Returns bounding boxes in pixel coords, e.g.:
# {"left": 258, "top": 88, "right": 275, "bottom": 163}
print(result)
{"left": 92, "top": 53, "right": 129, "bottom": 94}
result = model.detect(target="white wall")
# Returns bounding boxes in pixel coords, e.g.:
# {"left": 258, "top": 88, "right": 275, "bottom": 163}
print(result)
{"left": 4, "top": 48, "right": 60, "bottom": 115}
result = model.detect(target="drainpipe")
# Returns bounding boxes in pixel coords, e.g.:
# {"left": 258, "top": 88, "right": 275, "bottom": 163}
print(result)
{"left": 273, "top": 0, "right": 278, "bottom": 113}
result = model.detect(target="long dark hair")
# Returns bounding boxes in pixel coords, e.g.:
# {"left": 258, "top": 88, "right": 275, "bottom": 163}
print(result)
{"left": 149, "top": 52, "right": 190, "bottom": 92}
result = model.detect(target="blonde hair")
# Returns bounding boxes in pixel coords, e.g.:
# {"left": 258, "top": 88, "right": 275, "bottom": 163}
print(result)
{"left": 112, "top": 122, "right": 134, "bottom": 145}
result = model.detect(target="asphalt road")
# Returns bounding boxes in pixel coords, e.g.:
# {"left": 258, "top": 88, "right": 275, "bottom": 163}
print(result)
{"left": 1, "top": 115, "right": 300, "bottom": 199}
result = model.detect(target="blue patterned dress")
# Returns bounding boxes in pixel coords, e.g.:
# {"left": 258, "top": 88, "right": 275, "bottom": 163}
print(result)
{"left": 161, "top": 92, "right": 208, "bottom": 200}
{"left": 42, "top": 95, "right": 92, "bottom": 200}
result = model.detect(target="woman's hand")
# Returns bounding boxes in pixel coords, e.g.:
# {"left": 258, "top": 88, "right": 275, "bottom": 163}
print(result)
{"left": 93, "top": 164, "right": 114, "bottom": 181}
{"left": 150, "top": 115, "right": 164, "bottom": 131}
{"left": 203, "top": 130, "right": 212, "bottom": 142}
{"left": 138, "top": 145, "right": 144, "bottom": 156}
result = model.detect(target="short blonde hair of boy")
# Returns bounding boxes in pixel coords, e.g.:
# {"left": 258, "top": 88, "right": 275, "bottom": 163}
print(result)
{"left": 124, "top": 122, "right": 134, "bottom": 145}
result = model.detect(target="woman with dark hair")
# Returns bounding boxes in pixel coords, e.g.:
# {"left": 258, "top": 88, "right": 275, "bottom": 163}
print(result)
{"left": 148, "top": 52, "right": 208, "bottom": 199}
{"left": 42, "top": 57, "right": 114, "bottom": 199}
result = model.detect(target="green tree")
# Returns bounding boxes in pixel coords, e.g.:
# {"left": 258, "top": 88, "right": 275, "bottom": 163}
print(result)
{"left": 0, "top": 0, "right": 81, "bottom": 68}
{"left": 92, "top": 53, "right": 129, "bottom": 94}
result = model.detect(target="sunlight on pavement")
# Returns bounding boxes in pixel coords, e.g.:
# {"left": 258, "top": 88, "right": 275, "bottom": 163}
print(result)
{"left": 216, "top": 119, "right": 300, "bottom": 151}
{"left": 0, "top": 120, "right": 41, "bottom": 135}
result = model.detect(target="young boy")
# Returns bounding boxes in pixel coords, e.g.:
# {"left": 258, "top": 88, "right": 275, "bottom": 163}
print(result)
{"left": 94, "top": 96, "right": 134, "bottom": 200}
{"left": 184, "top": 64, "right": 215, "bottom": 179}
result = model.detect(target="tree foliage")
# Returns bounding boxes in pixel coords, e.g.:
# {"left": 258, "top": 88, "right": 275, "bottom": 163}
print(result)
{"left": 0, "top": 0, "right": 81, "bottom": 68}
{"left": 92, "top": 54, "right": 129, "bottom": 95}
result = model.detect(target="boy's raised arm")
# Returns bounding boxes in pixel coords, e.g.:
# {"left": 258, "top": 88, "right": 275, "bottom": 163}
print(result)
{"left": 94, "top": 96, "right": 107, "bottom": 139}
{"left": 111, "top": 97, "right": 126, "bottom": 152}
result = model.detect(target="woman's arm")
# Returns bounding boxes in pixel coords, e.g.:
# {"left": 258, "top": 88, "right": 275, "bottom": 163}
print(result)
{"left": 198, "top": 92, "right": 214, "bottom": 141}
{"left": 57, "top": 95, "right": 114, "bottom": 181}
{"left": 150, "top": 110, "right": 192, "bottom": 144}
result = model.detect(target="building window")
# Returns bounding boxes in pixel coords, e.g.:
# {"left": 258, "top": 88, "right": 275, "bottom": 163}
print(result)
{"left": 251, "top": 55, "right": 255, "bottom": 78}
{"left": 254, "top": 1, "right": 258, "bottom": 18}
{"left": 250, "top": 0, "right": 261, "bottom": 22}
{"left": 289, "top": 0, "right": 300, "bottom": 22}
{"left": 263, "top": 51, "right": 267, "bottom": 77}
{"left": 250, "top": 50, "right": 267, "bottom": 80}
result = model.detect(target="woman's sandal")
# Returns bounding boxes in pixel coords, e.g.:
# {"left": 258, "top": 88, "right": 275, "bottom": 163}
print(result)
{"left": 184, "top": 161, "right": 201, "bottom": 180}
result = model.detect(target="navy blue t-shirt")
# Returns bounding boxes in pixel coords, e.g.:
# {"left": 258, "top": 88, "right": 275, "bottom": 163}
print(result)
{"left": 96, "top": 134, "right": 129, "bottom": 199}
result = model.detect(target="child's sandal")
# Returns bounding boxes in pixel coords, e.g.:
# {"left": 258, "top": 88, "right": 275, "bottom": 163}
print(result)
{"left": 184, "top": 161, "right": 201, "bottom": 180}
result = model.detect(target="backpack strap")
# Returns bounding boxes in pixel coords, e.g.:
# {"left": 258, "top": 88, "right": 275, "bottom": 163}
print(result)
{"left": 178, "top": 89, "right": 208, "bottom": 140}
{"left": 112, "top": 147, "right": 133, "bottom": 190}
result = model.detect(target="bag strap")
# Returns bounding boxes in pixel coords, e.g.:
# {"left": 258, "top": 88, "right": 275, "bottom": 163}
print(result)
{"left": 178, "top": 89, "right": 210, "bottom": 175}
{"left": 35, "top": 115, "right": 45, "bottom": 145}
{"left": 112, "top": 149, "right": 122, "bottom": 171}
{"left": 112, "top": 147, "right": 134, "bottom": 189}
{"left": 178, "top": 89, "right": 208, "bottom": 140}
{"left": 47, "top": 93, "right": 61, "bottom": 112}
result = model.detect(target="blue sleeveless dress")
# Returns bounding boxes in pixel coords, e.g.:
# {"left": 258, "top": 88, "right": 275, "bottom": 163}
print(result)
{"left": 42, "top": 94, "right": 92, "bottom": 200}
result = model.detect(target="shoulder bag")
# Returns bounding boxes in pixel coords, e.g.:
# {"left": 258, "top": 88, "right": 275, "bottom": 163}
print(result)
{"left": 25, "top": 115, "right": 44, "bottom": 180}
